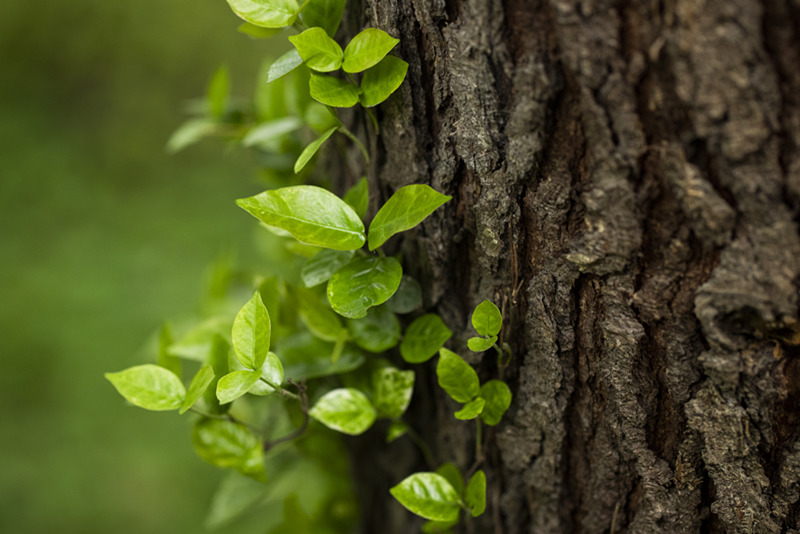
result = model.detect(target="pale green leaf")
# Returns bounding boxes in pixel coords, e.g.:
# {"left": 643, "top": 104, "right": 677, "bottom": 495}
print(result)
{"left": 347, "top": 305, "right": 401, "bottom": 352}
{"left": 237, "top": 22, "right": 282, "bottom": 39}
{"left": 389, "top": 472, "right": 461, "bottom": 522}
{"left": 216, "top": 370, "right": 262, "bottom": 404}
{"left": 180, "top": 364, "right": 215, "bottom": 414}
{"left": 343, "top": 28, "right": 400, "bottom": 73}
{"left": 327, "top": 256, "right": 403, "bottom": 318}
{"left": 231, "top": 291, "right": 271, "bottom": 370}
{"left": 343, "top": 177, "right": 369, "bottom": 220}
{"left": 434, "top": 462, "right": 464, "bottom": 495}
{"left": 454, "top": 397, "right": 485, "bottom": 420}
{"left": 436, "top": 348, "right": 479, "bottom": 403}
{"left": 246, "top": 352, "right": 284, "bottom": 396}
{"left": 303, "top": 102, "right": 340, "bottom": 134}
{"left": 360, "top": 55, "right": 408, "bottom": 107}
{"left": 105, "top": 364, "right": 185, "bottom": 411}
{"left": 301, "top": 249, "right": 354, "bottom": 287}
{"left": 288, "top": 27, "right": 343, "bottom": 72}
{"left": 242, "top": 116, "right": 303, "bottom": 147}
{"left": 400, "top": 314, "right": 452, "bottom": 363}
{"left": 479, "top": 379, "right": 512, "bottom": 426}
{"left": 192, "top": 419, "right": 264, "bottom": 480}
{"left": 385, "top": 275, "right": 422, "bottom": 314}
{"left": 373, "top": 367, "right": 415, "bottom": 419}
{"left": 237, "top": 185, "right": 366, "bottom": 250}
{"left": 465, "top": 470, "right": 486, "bottom": 517}
{"left": 207, "top": 65, "right": 230, "bottom": 119}
{"left": 309, "top": 388, "right": 377, "bottom": 435}
{"left": 386, "top": 420, "right": 409, "bottom": 443}
{"left": 368, "top": 184, "right": 451, "bottom": 250}
{"left": 294, "top": 126, "right": 337, "bottom": 173}
{"left": 225, "top": 0, "right": 299, "bottom": 28}
{"left": 472, "top": 299, "right": 502, "bottom": 337}
{"left": 298, "top": 0, "right": 346, "bottom": 36}
{"left": 467, "top": 335, "right": 497, "bottom": 352}
{"left": 166, "top": 119, "right": 215, "bottom": 154}
{"left": 309, "top": 74, "right": 359, "bottom": 107}
{"left": 266, "top": 49, "right": 303, "bottom": 83}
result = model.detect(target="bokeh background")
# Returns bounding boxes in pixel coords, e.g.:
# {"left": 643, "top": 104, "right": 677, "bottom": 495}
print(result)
{"left": 0, "top": 1, "right": 283, "bottom": 531}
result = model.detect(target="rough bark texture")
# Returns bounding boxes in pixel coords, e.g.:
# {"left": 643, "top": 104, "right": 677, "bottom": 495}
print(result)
{"left": 343, "top": 1, "right": 800, "bottom": 532}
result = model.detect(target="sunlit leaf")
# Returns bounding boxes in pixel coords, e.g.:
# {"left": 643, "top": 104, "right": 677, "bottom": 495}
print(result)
{"left": 288, "top": 27, "right": 343, "bottom": 72}
{"left": 266, "top": 49, "right": 303, "bottom": 83}
{"left": 478, "top": 379, "right": 512, "bottom": 426}
{"left": 225, "top": 0, "right": 299, "bottom": 28}
{"left": 347, "top": 305, "right": 401, "bottom": 352}
{"left": 360, "top": 56, "right": 408, "bottom": 107}
{"left": 216, "top": 369, "right": 262, "bottom": 404}
{"left": 309, "top": 388, "right": 376, "bottom": 435}
{"left": 327, "top": 256, "right": 403, "bottom": 318}
{"left": 434, "top": 462, "right": 464, "bottom": 495}
{"left": 204, "top": 334, "right": 231, "bottom": 414}
{"left": 247, "top": 352, "right": 284, "bottom": 396}
{"left": 368, "top": 184, "right": 451, "bottom": 250}
{"left": 298, "top": 0, "right": 346, "bottom": 37}
{"left": 180, "top": 364, "right": 215, "bottom": 414}
{"left": 295, "top": 126, "right": 337, "bottom": 173}
{"left": 467, "top": 335, "right": 496, "bottom": 352}
{"left": 232, "top": 291, "right": 271, "bottom": 370}
{"left": 389, "top": 472, "right": 460, "bottom": 522}
{"left": 298, "top": 290, "right": 345, "bottom": 342}
{"left": 454, "top": 397, "right": 485, "bottom": 420}
{"left": 301, "top": 249, "right": 355, "bottom": 287}
{"left": 373, "top": 367, "right": 414, "bottom": 419}
{"left": 465, "top": 470, "right": 486, "bottom": 517}
{"left": 309, "top": 74, "right": 359, "bottom": 107}
{"left": 436, "top": 348, "right": 479, "bottom": 404}
{"left": 105, "top": 364, "right": 185, "bottom": 411}
{"left": 471, "top": 300, "right": 502, "bottom": 337}
{"left": 386, "top": 420, "right": 409, "bottom": 443}
{"left": 192, "top": 419, "right": 264, "bottom": 480}
{"left": 400, "top": 314, "right": 452, "bottom": 363}
{"left": 343, "top": 28, "right": 400, "bottom": 73}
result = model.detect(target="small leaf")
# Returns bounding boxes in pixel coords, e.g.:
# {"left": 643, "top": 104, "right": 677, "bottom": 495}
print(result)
{"left": 360, "top": 56, "right": 409, "bottom": 107}
{"left": 472, "top": 300, "right": 502, "bottom": 337}
{"left": 231, "top": 291, "right": 271, "bottom": 370}
{"left": 309, "top": 388, "right": 377, "bottom": 435}
{"left": 343, "top": 177, "right": 369, "bottom": 220}
{"left": 343, "top": 28, "right": 400, "bottom": 73}
{"left": 301, "top": 249, "right": 355, "bottom": 287}
{"left": 436, "top": 348, "right": 479, "bottom": 404}
{"left": 288, "top": 27, "right": 343, "bottom": 72}
{"left": 347, "top": 306, "right": 401, "bottom": 352}
{"left": 105, "top": 364, "right": 185, "bottom": 411}
{"left": 166, "top": 119, "right": 215, "bottom": 154}
{"left": 373, "top": 367, "right": 415, "bottom": 419}
{"left": 465, "top": 470, "right": 486, "bottom": 517}
{"left": 454, "top": 397, "right": 485, "bottom": 420}
{"left": 216, "top": 370, "right": 262, "bottom": 404}
{"left": 467, "top": 335, "right": 497, "bottom": 352}
{"left": 245, "top": 352, "right": 285, "bottom": 396}
{"left": 368, "top": 184, "right": 451, "bottom": 250}
{"left": 207, "top": 65, "right": 230, "bottom": 119}
{"left": 400, "top": 314, "right": 452, "bottom": 364}
{"left": 192, "top": 419, "right": 264, "bottom": 479}
{"left": 204, "top": 335, "right": 231, "bottom": 414}
{"left": 389, "top": 473, "right": 461, "bottom": 522}
{"left": 266, "top": 49, "right": 303, "bottom": 83}
{"left": 294, "top": 126, "right": 337, "bottom": 173}
{"left": 225, "top": 0, "right": 299, "bottom": 28}
{"left": 387, "top": 420, "right": 409, "bottom": 443}
{"left": 327, "top": 256, "right": 403, "bottom": 318}
{"left": 435, "top": 463, "right": 464, "bottom": 495}
{"left": 298, "top": 293, "right": 345, "bottom": 342}
{"left": 298, "top": 0, "right": 346, "bottom": 37}
{"left": 242, "top": 117, "right": 303, "bottom": 147}
{"left": 478, "top": 380, "right": 512, "bottom": 426}
{"left": 237, "top": 22, "right": 282, "bottom": 39}
{"left": 309, "top": 74, "right": 359, "bottom": 107}
{"left": 157, "top": 323, "right": 181, "bottom": 377}
{"left": 237, "top": 185, "right": 366, "bottom": 250}
{"left": 180, "top": 364, "right": 215, "bottom": 414}
{"left": 385, "top": 275, "right": 422, "bottom": 314}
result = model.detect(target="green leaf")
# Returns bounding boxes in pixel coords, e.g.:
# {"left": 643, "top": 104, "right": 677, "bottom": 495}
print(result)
{"left": 389, "top": 473, "right": 461, "bottom": 522}
{"left": 294, "top": 126, "right": 337, "bottom": 173}
{"left": 298, "top": 0, "right": 346, "bottom": 37}
{"left": 225, "top": 0, "right": 299, "bottom": 28}
{"left": 368, "top": 184, "right": 451, "bottom": 250}
{"left": 232, "top": 291, "right": 271, "bottom": 370}
{"left": 166, "top": 119, "right": 215, "bottom": 154}
{"left": 422, "top": 519, "right": 458, "bottom": 534}
{"left": 302, "top": 249, "right": 355, "bottom": 287}
{"left": 360, "top": 56, "right": 409, "bottom": 107}
{"left": 298, "top": 291, "right": 345, "bottom": 342}
{"left": 157, "top": 323, "right": 181, "bottom": 377}
{"left": 386, "top": 420, "right": 409, "bottom": 443}
{"left": 343, "top": 28, "right": 400, "bottom": 73}
{"left": 327, "top": 256, "right": 403, "bottom": 318}
{"left": 386, "top": 275, "right": 422, "bottom": 314}
{"left": 207, "top": 65, "right": 230, "bottom": 119}
{"left": 242, "top": 117, "right": 303, "bottom": 147}
{"left": 266, "top": 49, "right": 304, "bottom": 83}
{"left": 309, "top": 388, "right": 377, "bottom": 435}
{"left": 467, "top": 335, "right": 497, "bottom": 352}
{"left": 216, "top": 370, "right": 262, "bottom": 405}
{"left": 192, "top": 419, "right": 264, "bottom": 479}
{"left": 435, "top": 462, "right": 464, "bottom": 495}
{"left": 465, "top": 470, "right": 486, "bottom": 517}
{"left": 280, "top": 331, "right": 365, "bottom": 379}
{"left": 454, "top": 397, "right": 485, "bottom": 420}
{"left": 478, "top": 380, "right": 512, "bottom": 426}
{"left": 343, "top": 177, "right": 369, "bottom": 220}
{"left": 180, "top": 364, "right": 215, "bottom": 414}
{"left": 400, "top": 314, "right": 452, "bottom": 363}
{"left": 204, "top": 334, "right": 231, "bottom": 414}
{"left": 237, "top": 22, "right": 282, "bottom": 39}
{"left": 303, "top": 102, "right": 340, "bottom": 134}
{"left": 245, "top": 352, "right": 284, "bottom": 396}
{"left": 436, "top": 348, "right": 479, "bottom": 403}
{"left": 309, "top": 74, "right": 359, "bottom": 107}
{"left": 288, "top": 27, "right": 343, "bottom": 72}
{"left": 105, "top": 364, "right": 185, "bottom": 411}
{"left": 472, "top": 299, "right": 502, "bottom": 337}
{"left": 237, "top": 185, "right": 366, "bottom": 250}
{"left": 373, "top": 367, "right": 415, "bottom": 418}
{"left": 347, "top": 305, "right": 401, "bottom": 352}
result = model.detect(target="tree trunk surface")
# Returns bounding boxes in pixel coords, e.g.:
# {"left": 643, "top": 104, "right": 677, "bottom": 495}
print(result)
{"left": 343, "top": 1, "right": 800, "bottom": 532}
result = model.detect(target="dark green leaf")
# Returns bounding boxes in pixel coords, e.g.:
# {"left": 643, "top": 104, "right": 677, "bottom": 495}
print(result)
{"left": 343, "top": 28, "right": 400, "bottom": 73}
{"left": 288, "top": 27, "right": 343, "bottom": 72}
{"left": 309, "top": 74, "right": 359, "bottom": 107}
{"left": 309, "top": 388, "right": 376, "bottom": 435}
{"left": 360, "top": 55, "right": 408, "bottom": 107}
{"left": 386, "top": 420, "right": 409, "bottom": 443}
{"left": 266, "top": 49, "right": 303, "bottom": 83}
{"left": 242, "top": 117, "right": 303, "bottom": 147}
{"left": 454, "top": 397, "right": 485, "bottom": 420}
{"left": 204, "top": 334, "right": 231, "bottom": 414}
{"left": 467, "top": 335, "right": 496, "bottom": 352}
{"left": 471, "top": 299, "right": 502, "bottom": 337}
{"left": 180, "top": 364, "right": 215, "bottom": 414}
{"left": 192, "top": 419, "right": 264, "bottom": 480}
{"left": 216, "top": 369, "right": 262, "bottom": 404}
{"left": 479, "top": 379, "right": 512, "bottom": 426}
{"left": 435, "top": 462, "right": 464, "bottom": 495}
{"left": 389, "top": 472, "right": 461, "bottom": 522}
{"left": 386, "top": 275, "right": 422, "bottom": 314}
{"left": 343, "top": 177, "right": 369, "bottom": 220}
{"left": 327, "top": 256, "right": 403, "bottom": 318}
{"left": 166, "top": 119, "right": 215, "bottom": 154}
{"left": 400, "top": 314, "right": 452, "bottom": 363}
{"left": 436, "top": 348, "right": 479, "bottom": 403}
{"left": 207, "top": 65, "right": 230, "bottom": 119}
{"left": 225, "top": 0, "right": 299, "bottom": 28}
{"left": 347, "top": 305, "right": 401, "bottom": 352}
{"left": 368, "top": 184, "right": 451, "bottom": 250}
{"left": 245, "top": 352, "right": 284, "bottom": 396}
{"left": 298, "top": 0, "right": 346, "bottom": 37}
{"left": 301, "top": 249, "right": 354, "bottom": 287}
{"left": 231, "top": 291, "right": 271, "bottom": 370}
{"left": 237, "top": 22, "right": 282, "bottom": 39}
{"left": 373, "top": 366, "right": 415, "bottom": 418}
{"left": 280, "top": 331, "right": 365, "bottom": 379}
{"left": 465, "top": 470, "right": 486, "bottom": 517}
{"left": 105, "top": 364, "right": 185, "bottom": 411}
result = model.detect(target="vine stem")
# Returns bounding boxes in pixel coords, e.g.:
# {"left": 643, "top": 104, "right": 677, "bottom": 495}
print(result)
{"left": 338, "top": 125, "right": 370, "bottom": 164}
{"left": 260, "top": 377, "right": 300, "bottom": 400}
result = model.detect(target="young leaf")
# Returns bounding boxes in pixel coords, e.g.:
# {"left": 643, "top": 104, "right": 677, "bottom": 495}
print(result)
{"left": 231, "top": 291, "right": 271, "bottom": 370}
{"left": 288, "top": 27, "right": 343, "bottom": 72}
{"left": 294, "top": 126, "right": 337, "bottom": 173}
{"left": 301, "top": 249, "right": 355, "bottom": 287}
{"left": 309, "top": 388, "right": 377, "bottom": 435}
{"left": 360, "top": 56, "right": 409, "bottom": 107}
{"left": 467, "top": 335, "right": 497, "bottom": 353}
{"left": 192, "top": 419, "right": 263, "bottom": 474}
{"left": 472, "top": 299, "right": 502, "bottom": 337}
{"left": 216, "top": 370, "right": 262, "bottom": 405}
{"left": 435, "top": 462, "right": 464, "bottom": 495}
{"left": 327, "top": 256, "right": 403, "bottom": 318}
{"left": 204, "top": 334, "right": 231, "bottom": 414}
{"left": 386, "top": 420, "right": 409, "bottom": 443}
{"left": 266, "top": 49, "right": 303, "bottom": 83}
{"left": 180, "top": 364, "right": 215, "bottom": 414}
{"left": 242, "top": 116, "right": 303, "bottom": 147}
{"left": 237, "top": 185, "right": 366, "bottom": 250}
{"left": 343, "top": 28, "right": 400, "bottom": 73}
{"left": 343, "top": 177, "right": 369, "bottom": 220}
{"left": 436, "top": 348, "right": 479, "bottom": 403}
{"left": 389, "top": 473, "right": 461, "bottom": 522}
{"left": 298, "top": 294, "right": 345, "bottom": 342}
{"left": 478, "top": 380, "right": 512, "bottom": 426}
{"left": 157, "top": 323, "right": 181, "bottom": 377}
{"left": 166, "top": 119, "right": 215, "bottom": 154}
{"left": 207, "top": 65, "right": 230, "bottom": 120}
{"left": 225, "top": 0, "right": 299, "bottom": 28}
{"left": 373, "top": 367, "right": 415, "bottom": 419}
{"left": 368, "top": 184, "right": 451, "bottom": 250}
{"left": 385, "top": 275, "right": 422, "bottom": 314}
{"left": 247, "top": 352, "right": 284, "bottom": 396}
{"left": 464, "top": 470, "right": 487, "bottom": 517}
{"left": 105, "top": 364, "right": 185, "bottom": 411}
{"left": 454, "top": 397, "right": 485, "bottom": 420}
{"left": 237, "top": 22, "right": 282, "bottom": 39}
{"left": 309, "top": 74, "right": 359, "bottom": 107}
{"left": 400, "top": 314, "right": 452, "bottom": 363}
{"left": 347, "top": 305, "right": 401, "bottom": 352}
{"left": 298, "top": 0, "right": 346, "bottom": 37}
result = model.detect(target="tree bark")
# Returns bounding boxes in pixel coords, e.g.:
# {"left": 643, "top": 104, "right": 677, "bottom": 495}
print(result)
{"left": 344, "top": 1, "right": 800, "bottom": 532}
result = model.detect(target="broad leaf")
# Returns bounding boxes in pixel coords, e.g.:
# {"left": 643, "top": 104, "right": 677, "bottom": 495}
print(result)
{"left": 343, "top": 177, "right": 369, "bottom": 220}
{"left": 266, "top": 49, "right": 303, "bottom": 83}
{"left": 327, "top": 256, "right": 402, "bottom": 318}
{"left": 309, "top": 388, "right": 376, "bottom": 435}
{"left": 368, "top": 184, "right": 451, "bottom": 250}
{"left": 472, "top": 300, "right": 502, "bottom": 337}
{"left": 294, "top": 126, "right": 337, "bottom": 173}
{"left": 347, "top": 305, "right": 401, "bottom": 352}
{"left": 298, "top": 0, "right": 346, "bottom": 36}
{"left": 302, "top": 249, "right": 355, "bottom": 287}
{"left": 390, "top": 472, "right": 461, "bottom": 522}
{"left": 192, "top": 419, "right": 264, "bottom": 480}
{"left": 386, "top": 420, "right": 409, "bottom": 443}
{"left": 343, "top": 28, "right": 400, "bottom": 73}
{"left": 436, "top": 348, "right": 479, "bottom": 403}
{"left": 180, "top": 364, "right": 215, "bottom": 414}
{"left": 237, "top": 185, "right": 365, "bottom": 250}
{"left": 232, "top": 291, "right": 271, "bottom": 370}
{"left": 454, "top": 397, "right": 485, "bottom": 420}
{"left": 216, "top": 370, "right": 262, "bottom": 404}
{"left": 309, "top": 74, "right": 359, "bottom": 107}
{"left": 247, "top": 352, "right": 285, "bottom": 396}
{"left": 400, "top": 314, "right": 452, "bottom": 363}
{"left": 288, "top": 27, "right": 343, "bottom": 72}
{"left": 465, "top": 470, "right": 486, "bottom": 517}
{"left": 242, "top": 117, "right": 303, "bottom": 147}
{"left": 166, "top": 119, "right": 215, "bottom": 154}
{"left": 479, "top": 380, "right": 512, "bottom": 426}
{"left": 386, "top": 275, "right": 422, "bottom": 314}
{"left": 105, "top": 364, "right": 185, "bottom": 411}
{"left": 207, "top": 65, "right": 230, "bottom": 120}
{"left": 373, "top": 367, "right": 415, "bottom": 419}
{"left": 360, "top": 56, "right": 409, "bottom": 107}
{"left": 467, "top": 335, "right": 496, "bottom": 352}
{"left": 225, "top": 0, "right": 299, "bottom": 28}
{"left": 435, "top": 463, "right": 464, "bottom": 495}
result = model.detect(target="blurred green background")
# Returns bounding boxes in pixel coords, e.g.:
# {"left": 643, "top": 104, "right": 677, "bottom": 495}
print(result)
{"left": 0, "top": 1, "right": 281, "bottom": 531}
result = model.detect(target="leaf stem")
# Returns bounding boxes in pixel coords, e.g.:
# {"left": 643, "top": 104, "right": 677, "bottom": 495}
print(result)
{"left": 337, "top": 125, "right": 370, "bottom": 164}
{"left": 365, "top": 107, "right": 379, "bottom": 135}
{"left": 259, "top": 377, "right": 300, "bottom": 400}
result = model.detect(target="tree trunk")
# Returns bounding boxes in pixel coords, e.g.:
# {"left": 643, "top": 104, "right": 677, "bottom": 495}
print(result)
{"left": 344, "top": 1, "right": 800, "bottom": 532}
